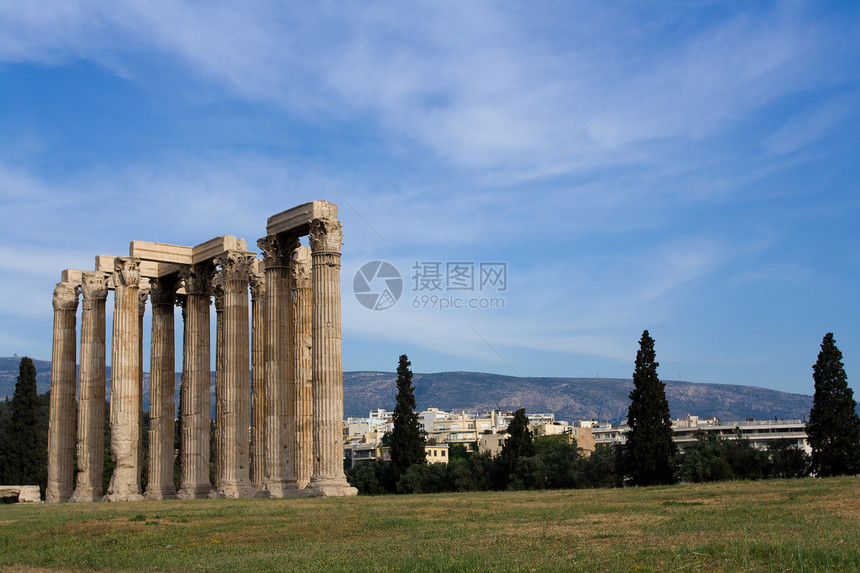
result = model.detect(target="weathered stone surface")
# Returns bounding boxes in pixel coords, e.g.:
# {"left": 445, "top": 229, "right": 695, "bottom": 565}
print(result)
{"left": 267, "top": 200, "right": 338, "bottom": 236}
{"left": 257, "top": 234, "right": 299, "bottom": 497}
{"left": 307, "top": 218, "right": 356, "bottom": 496}
{"left": 18, "top": 486, "right": 41, "bottom": 503}
{"left": 145, "top": 276, "right": 178, "bottom": 500}
{"left": 60, "top": 269, "right": 86, "bottom": 284}
{"left": 250, "top": 259, "right": 266, "bottom": 489}
{"left": 130, "top": 240, "right": 193, "bottom": 265}
{"left": 177, "top": 262, "right": 214, "bottom": 499}
{"left": 48, "top": 202, "right": 350, "bottom": 502}
{"left": 291, "top": 246, "right": 313, "bottom": 488}
{"left": 192, "top": 235, "right": 247, "bottom": 265}
{"left": 95, "top": 255, "right": 166, "bottom": 279}
{"left": 46, "top": 279, "right": 78, "bottom": 503}
{"left": 0, "top": 485, "right": 41, "bottom": 503}
{"left": 104, "top": 257, "right": 145, "bottom": 502}
{"left": 213, "top": 279, "right": 224, "bottom": 492}
{"left": 71, "top": 271, "right": 109, "bottom": 503}
{"left": 213, "top": 251, "right": 256, "bottom": 498}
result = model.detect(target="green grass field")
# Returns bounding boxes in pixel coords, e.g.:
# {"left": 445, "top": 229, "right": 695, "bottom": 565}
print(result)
{"left": 0, "top": 477, "right": 857, "bottom": 572}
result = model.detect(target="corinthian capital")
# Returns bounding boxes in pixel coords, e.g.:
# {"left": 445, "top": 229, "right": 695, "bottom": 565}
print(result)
{"left": 138, "top": 288, "right": 150, "bottom": 317}
{"left": 308, "top": 219, "right": 343, "bottom": 254}
{"left": 290, "top": 246, "right": 312, "bottom": 289}
{"left": 149, "top": 275, "right": 178, "bottom": 306}
{"left": 113, "top": 257, "right": 141, "bottom": 288}
{"left": 249, "top": 259, "right": 266, "bottom": 300}
{"left": 257, "top": 234, "right": 298, "bottom": 267}
{"left": 81, "top": 271, "right": 109, "bottom": 301}
{"left": 180, "top": 262, "right": 214, "bottom": 296}
{"left": 212, "top": 280, "right": 225, "bottom": 312}
{"left": 215, "top": 250, "right": 255, "bottom": 283}
{"left": 52, "top": 281, "right": 80, "bottom": 311}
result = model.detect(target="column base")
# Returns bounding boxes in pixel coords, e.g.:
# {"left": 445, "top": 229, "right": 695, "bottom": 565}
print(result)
{"left": 144, "top": 487, "right": 177, "bottom": 501}
{"left": 306, "top": 485, "right": 358, "bottom": 497}
{"left": 176, "top": 485, "right": 213, "bottom": 499}
{"left": 45, "top": 487, "right": 73, "bottom": 504}
{"left": 70, "top": 488, "right": 103, "bottom": 503}
{"left": 103, "top": 492, "right": 146, "bottom": 502}
{"left": 306, "top": 478, "right": 358, "bottom": 497}
{"left": 258, "top": 479, "right": 300, "bottom": 498}
{"left": 211, "top": 484, "right": 257, "bottom": 499}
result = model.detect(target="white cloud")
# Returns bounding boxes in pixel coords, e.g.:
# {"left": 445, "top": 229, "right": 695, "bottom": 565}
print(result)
{"left": 763, "top": 95, "right": 855, "bottom": 155}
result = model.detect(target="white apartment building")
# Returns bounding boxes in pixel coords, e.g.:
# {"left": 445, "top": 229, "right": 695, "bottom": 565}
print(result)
{"left": 588, "top": 416, "right": 810, "bottom": 453}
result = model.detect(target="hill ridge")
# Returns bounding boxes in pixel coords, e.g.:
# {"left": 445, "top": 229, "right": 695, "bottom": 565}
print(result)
{"left": 1, "top": 357, "right": 814, "bottom": 424}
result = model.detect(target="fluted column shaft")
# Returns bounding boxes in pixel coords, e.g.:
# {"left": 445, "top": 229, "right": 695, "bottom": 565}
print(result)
{"left": 249, "top": 261, "right": 266, "bottom": 489}
{"left": 213, "top": 283, "right": 224, "bottom": 491}
{"left": 291, "top": 246, "right": 313, "bottom": 488}
{"left": 46, "top": 281, "right": 79, "bottom": 503}
{"left": 257, "top": 235, "right": 297, "bottom": 496}
{"left": 308, "top": 219, "right": 355, "bottom": 496}
{"left": 71, "top": 273, "right": 108, "bottom": 502}
{"left": 105, "top": 257, "right": 144, "bottom": 501}
{"left": 215, "top": 251, "right": 255, "bottom": 497}
{"left": 145, "top": 277, "right": 177, "bottom": 500}
{"left": 137, "top": 286, "right": 148, "bottom": 487}
{"left": 177, "top": 263, "right": 213, "bottom": 499}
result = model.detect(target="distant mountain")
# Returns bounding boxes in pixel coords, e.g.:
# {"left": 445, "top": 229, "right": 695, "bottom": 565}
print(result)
{"left": 1, "top": 357, "right": 816, "bottom": 424}
{"left": 343, "top": 371, "right": 814, "bottom": 423}
{"left": 0, "top": 357, "right": 52, "bottom": 397}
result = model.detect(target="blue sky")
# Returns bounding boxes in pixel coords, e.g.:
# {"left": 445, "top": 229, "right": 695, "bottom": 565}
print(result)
{"left": 0, "top": 2, "right": 858, "bottom": 397}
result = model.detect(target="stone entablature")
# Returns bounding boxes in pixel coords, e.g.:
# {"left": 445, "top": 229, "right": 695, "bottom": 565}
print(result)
{"left": 46, "top": 200, "right": 355, "bottom": 502}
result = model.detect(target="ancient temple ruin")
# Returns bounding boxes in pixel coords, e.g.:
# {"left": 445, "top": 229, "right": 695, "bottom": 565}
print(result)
{"left": 46, "top": 201, "right": 357, "bottom": 501}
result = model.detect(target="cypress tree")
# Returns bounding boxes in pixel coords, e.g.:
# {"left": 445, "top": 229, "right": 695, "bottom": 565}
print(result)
{"left": 625, "top": 330, "right": 677, "bottom": 486}
{"left": 0, "top": 358, "right": 47, "bottom": 491}
{"left": 501, "top": 408, "right": 534, "bottom": 470}
{"left": 389, "top": 355, "right": 425, "bottom": 483}
{"left": 807, "top": 333, "right": 860, "bottom": 477}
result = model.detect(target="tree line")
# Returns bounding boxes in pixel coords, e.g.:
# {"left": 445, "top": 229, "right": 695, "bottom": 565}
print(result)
{"left": 1, "top": 331, "right": 857, "bottom": 499}
{"left": 346, "top": 333, "right": 860, "bottom": 494}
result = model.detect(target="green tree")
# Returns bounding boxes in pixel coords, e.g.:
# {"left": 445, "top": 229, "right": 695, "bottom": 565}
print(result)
{"left": 625, "top": 330, "right": 677, "bottom": 486}
{"left": 0, "top": 358, "right": 47, "bottom": 494}
{"left": 448, "top": 443, "right": 470, "bottom": 461}
{"left": 676, "top": 431, "right": 766, "bottom": 483}
{"left": 389, "top": 355, "right": 425, "bottom": 483}
{"left": 501, "top": 408, "right": 534, "bottom": 473}
{"left": 806, "top": 333, "right": 860, "bottom": 477}
{"left": 578, "top": 444, "right": 624, "bottom": 489}
{"left": 766, "top": 439, "right": 809, "bottom": 479}
{"left": 509, "top": 434, "right": 580, "bottom": 490}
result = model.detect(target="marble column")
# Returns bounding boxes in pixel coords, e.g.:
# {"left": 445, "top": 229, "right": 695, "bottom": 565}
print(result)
{"left": 249, "top": 260, "right": 266, "bottom": 489}
{"left": 307, "top": 219, "right": 356, "bottom": 496}
{"left": 177, "top": 262, "right": 213, "bottom": 499}
{"left": 137, "top": 285, "right": 148, "bottom": 489}
{"left": 46, "top": 280, "right": 79, "bottom": 503}
{"left": 214, "top": 251, "right": 256, "bottom": 498}
{"left": 256, "top": 234, "right": 298, "bottom": 496}
{"left": 213, "top": 281, "right": 224, "bottom": 491}
{"left": 71, "top": 272, "right": 109, "bottom": 502}
{"left": 145, "top": 276, "right": 177, "bottom": 500}
{"left": 291, "top": 246, "right": 313, "bottom": 488}
{"left": 105, "top": 257, "right": 145, "bottom": 502}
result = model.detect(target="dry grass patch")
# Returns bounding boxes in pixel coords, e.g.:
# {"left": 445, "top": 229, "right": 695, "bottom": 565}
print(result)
{"left": 1, "top": 478, "right": 858, "bottom": 572}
